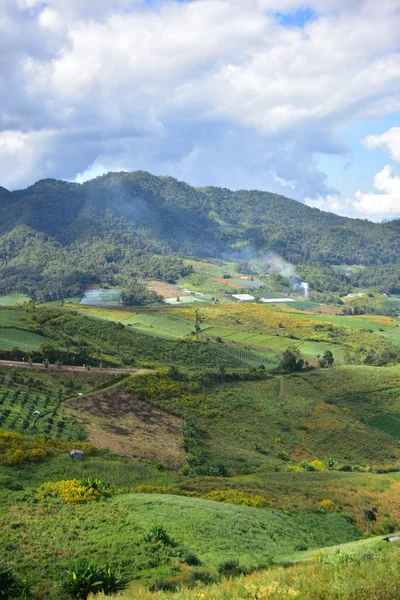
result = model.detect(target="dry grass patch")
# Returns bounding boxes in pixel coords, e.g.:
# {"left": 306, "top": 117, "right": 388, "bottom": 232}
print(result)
{"left": 146, "top": 281, "right": 191, "bottom": 299}
{"left": 67, "top": 388, "right": 185, "bottom": 467}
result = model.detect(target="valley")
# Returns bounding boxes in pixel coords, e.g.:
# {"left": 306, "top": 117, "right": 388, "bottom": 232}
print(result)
{"left": 0, "top": 175, "right": 399, "bottom": 599}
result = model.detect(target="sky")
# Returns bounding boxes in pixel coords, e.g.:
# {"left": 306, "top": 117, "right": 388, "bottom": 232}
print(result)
{"left": 1, "top": 0, "right": 400, "bottom": 221}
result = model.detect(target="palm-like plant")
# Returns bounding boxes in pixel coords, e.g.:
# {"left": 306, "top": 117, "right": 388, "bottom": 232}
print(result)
{"left": 59, "top": 559, "right": 128, "bottom": 599}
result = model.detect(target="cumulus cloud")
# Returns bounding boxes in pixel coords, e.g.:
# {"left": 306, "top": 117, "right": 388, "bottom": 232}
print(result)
{"left": 306, "top": 164, "right": 400, "bottom": 221}
{"left": 1, "top": 0, "right": 400, "bottom": 213}
{"left": 363, "top": 127, "right": 400, "bottom": 162}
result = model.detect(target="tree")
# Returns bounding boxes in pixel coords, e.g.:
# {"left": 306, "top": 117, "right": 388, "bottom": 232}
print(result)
{"left": 278, "top": 347, "right": 304, "bottom": 373}
{"left": 194, "top": 309, "right": 204, "bottom": 341}
{"left": 318, "top": 350, "right": 334, "bottom": 368}
{"left": 121, "top": 281, "right": 162, "bottom": 306}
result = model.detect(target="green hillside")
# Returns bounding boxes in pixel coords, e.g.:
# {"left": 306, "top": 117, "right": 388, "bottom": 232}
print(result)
{"left": 0, "top": 171, "right": 399, "bottom": 302}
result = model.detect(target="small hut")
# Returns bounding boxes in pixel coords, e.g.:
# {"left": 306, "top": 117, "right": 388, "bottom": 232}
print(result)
{"left": 70, "top": 449, "right": 84, "bottom": 460}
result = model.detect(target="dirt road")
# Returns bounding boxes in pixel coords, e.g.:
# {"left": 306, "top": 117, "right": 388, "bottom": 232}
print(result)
{"left": 0, "top": 359, "right": 142, "bottom": 374}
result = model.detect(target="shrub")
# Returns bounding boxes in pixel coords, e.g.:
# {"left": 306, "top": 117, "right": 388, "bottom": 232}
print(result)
{"left": 59, "top": 559, "right": 128, "bottom": 599}
{"left": 38, "top": 478, "right": 118, "bottom": 504}
{"left": 378, "top": 516, "right": 398, "bottom": 534}
{"left": 218, "top": 559, "right": 244, "bottom": 577}
{"left": 309, "top": 459, "right": 326, "bottom": 471}
{"left": 203, "top": 489, "right": 270, "bottom": 508}
{"left": 175, "top": 547, "right": 202, "bottom": 566}
{"left": 360, "top": 547, "right": 383, "bottom": 561}
{"left": 0, "top": 563, "right": 32, "bottom": 599}
{"left": 319, "top": 499, "right": 338, "bottom": 512}
{"left": 145, "top": 523, "right": 176, "bottom": 547}
{"left": 294, "top": 543, "right": 308, "bottom": 551}
{"left": 277, "top": 449, "right": 290, "bottom": 462}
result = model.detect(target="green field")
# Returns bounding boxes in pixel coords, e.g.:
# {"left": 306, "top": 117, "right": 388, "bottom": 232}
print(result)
{"left": 113, "top": 538, "right": 400, "bottom": 600}
{"left": 0, "top": 294, "right": 30, "bottom": 306}
{"left": 201, "top": 326, "right": 345, "bottom": 363}
{"left": 0, "top": 482, "right": 358, "bottom": 598}
{"left": 117, "top": 493, "right": 358, "bottom": 563}
{"left": 123, "top": 366, "right": 400, "bottom": 473}
{"left": 0, "top": 327, "right": 52, "bottom": 350}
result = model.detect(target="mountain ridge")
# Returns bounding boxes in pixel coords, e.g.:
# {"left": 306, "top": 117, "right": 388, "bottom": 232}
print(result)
{"left": 0, "top": 170, "right": 398, "bottom": 301}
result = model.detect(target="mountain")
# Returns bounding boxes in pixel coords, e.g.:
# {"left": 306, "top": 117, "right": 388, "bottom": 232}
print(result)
{"left": 0, "top": 171, "right": 398, "bottom": 301}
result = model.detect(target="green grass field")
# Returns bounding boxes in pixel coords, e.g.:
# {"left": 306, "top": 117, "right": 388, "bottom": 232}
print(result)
{"left": 111, "top": 538, "right": 400, "bottom": 600}
{"left": 0, "top": 483, "right": 358, "bottom": 598}
{"left": 0, "top": 327, "right": 52, "bottom": 350}
{"left": 117, "top": 493, "right": 358, "bottom": 563}
{"left": 0, "top": 294, "right": 30, "bottom": 306}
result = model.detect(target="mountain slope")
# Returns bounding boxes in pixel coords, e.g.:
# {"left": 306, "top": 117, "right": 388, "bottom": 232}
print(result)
{"left": 0, "top": 171, "right": 398, "bottom": 300}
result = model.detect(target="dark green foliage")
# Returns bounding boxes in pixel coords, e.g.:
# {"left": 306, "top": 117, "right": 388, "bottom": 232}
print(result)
{"left": 59, "top": 559, "right": 128, "bottom": 599}
{"left": 0, "top": 562, "right": 32, "bottom": 599}
{"left": 278, "top": 347, "right": 304, "bottom": 373}
{"left": 0, "top": 171, "right": 398, "bottom": 300}
{"left": 121, "top": 281, "right": 162, "bottom": 306}
{"left": 218, "top": 559, "right": 245, "bottom": 577}
{"left": 319, "top": 350, "right": 334, "bottom": 368}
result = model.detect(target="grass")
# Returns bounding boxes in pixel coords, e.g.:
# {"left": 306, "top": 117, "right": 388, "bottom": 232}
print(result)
{"left": 0, "top": 484, "right": 358, "bottom": 598}
{"left": 0, "top": 327, "right": 52, "bottom": 350}
{"left": 102, "top": 538, "right": 400, "bottom": 600}
{"left": 0, "top": 294, "right": 31, "bottom": 306}
{"left": 123, "top": 365, "right": 400, "bottom": 474}
{"left": 116, "top": 493, "right": 358, "bottom": 563}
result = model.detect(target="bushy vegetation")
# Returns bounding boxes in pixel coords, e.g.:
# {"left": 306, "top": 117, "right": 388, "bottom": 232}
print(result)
{"left": 0, "top": 430, "right": 96, "bottom": 466}
{"left": 0, "top": 562, "right": 32, "bottom": 599}
{"left": 0, "top": 172, "right": 399, "bottom": 301}
{"left": 37, "top": 478, "right": 119, "bottom": 504}
{"left": 59, "top": 559, "right": 128, "bottom": 599}
{"left": 97, "top": 540, "right": 400, "bottom": 600}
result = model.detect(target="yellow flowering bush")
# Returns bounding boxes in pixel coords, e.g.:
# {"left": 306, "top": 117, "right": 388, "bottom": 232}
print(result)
{"left": 244, "top": 582, "right": 300, "bottom": 599}
{"left": 0, "top": 430, "right": 52, "bottom": 466}
{"left": 0, "top": 429, "right": 97, "bottom": 466}
{"left": 309, "top": 460, "right": 326, "bottom": 471}
{"left": 38, "top": 478, "right": 119, "bottom": 504}
{"left": 319, "top": 498, "right": 338, "bottom": 513}
{"left": 203, "top": 489, "right": 270, "bottom": 508}
{"left": 38, "top": 479, "right": 101, "bottom": 504}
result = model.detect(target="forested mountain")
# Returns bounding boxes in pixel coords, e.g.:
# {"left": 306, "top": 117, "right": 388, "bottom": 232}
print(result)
{"left": 0, "top": 171, "right": 398, "bottom": 300}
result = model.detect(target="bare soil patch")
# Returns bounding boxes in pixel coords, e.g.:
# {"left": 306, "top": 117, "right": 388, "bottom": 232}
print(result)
{"left": 211, "top": 278, "right": 244, "bottom": 289}
{"left": 146, "top": 280, "right": 191, "bottom": 299}
{"left": 66, "top": 388, "right": 185, "bottom": 467}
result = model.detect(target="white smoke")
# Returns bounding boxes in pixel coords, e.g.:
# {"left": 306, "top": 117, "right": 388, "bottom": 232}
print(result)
{"left": 300, "top": 282, "right": 309, "bottom": 297}
{"left": 257, "top": 252, "right": 310, "bottom": 296}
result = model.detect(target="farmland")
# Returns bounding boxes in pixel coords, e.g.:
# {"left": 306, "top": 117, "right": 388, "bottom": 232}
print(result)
{"left": 0, "top": 277, "right": 399, "bottom": 599}
{"left": 0, "top": 368, "right": 123, "bottom": 441}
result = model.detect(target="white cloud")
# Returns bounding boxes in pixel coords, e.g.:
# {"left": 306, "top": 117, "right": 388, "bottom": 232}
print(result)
{"left": 306, "top": 165, "right": 400, "bottom": 221}
{"left": 1, "top": 0, "right": 400, "bottom": 210}
{"left": 363, "top": 127, "right": 400, "bottom": 162}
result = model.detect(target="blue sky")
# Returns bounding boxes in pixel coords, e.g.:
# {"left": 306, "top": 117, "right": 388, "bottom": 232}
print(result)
{"left": 1, "top": 0, "right": 400, "bottom": 221}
